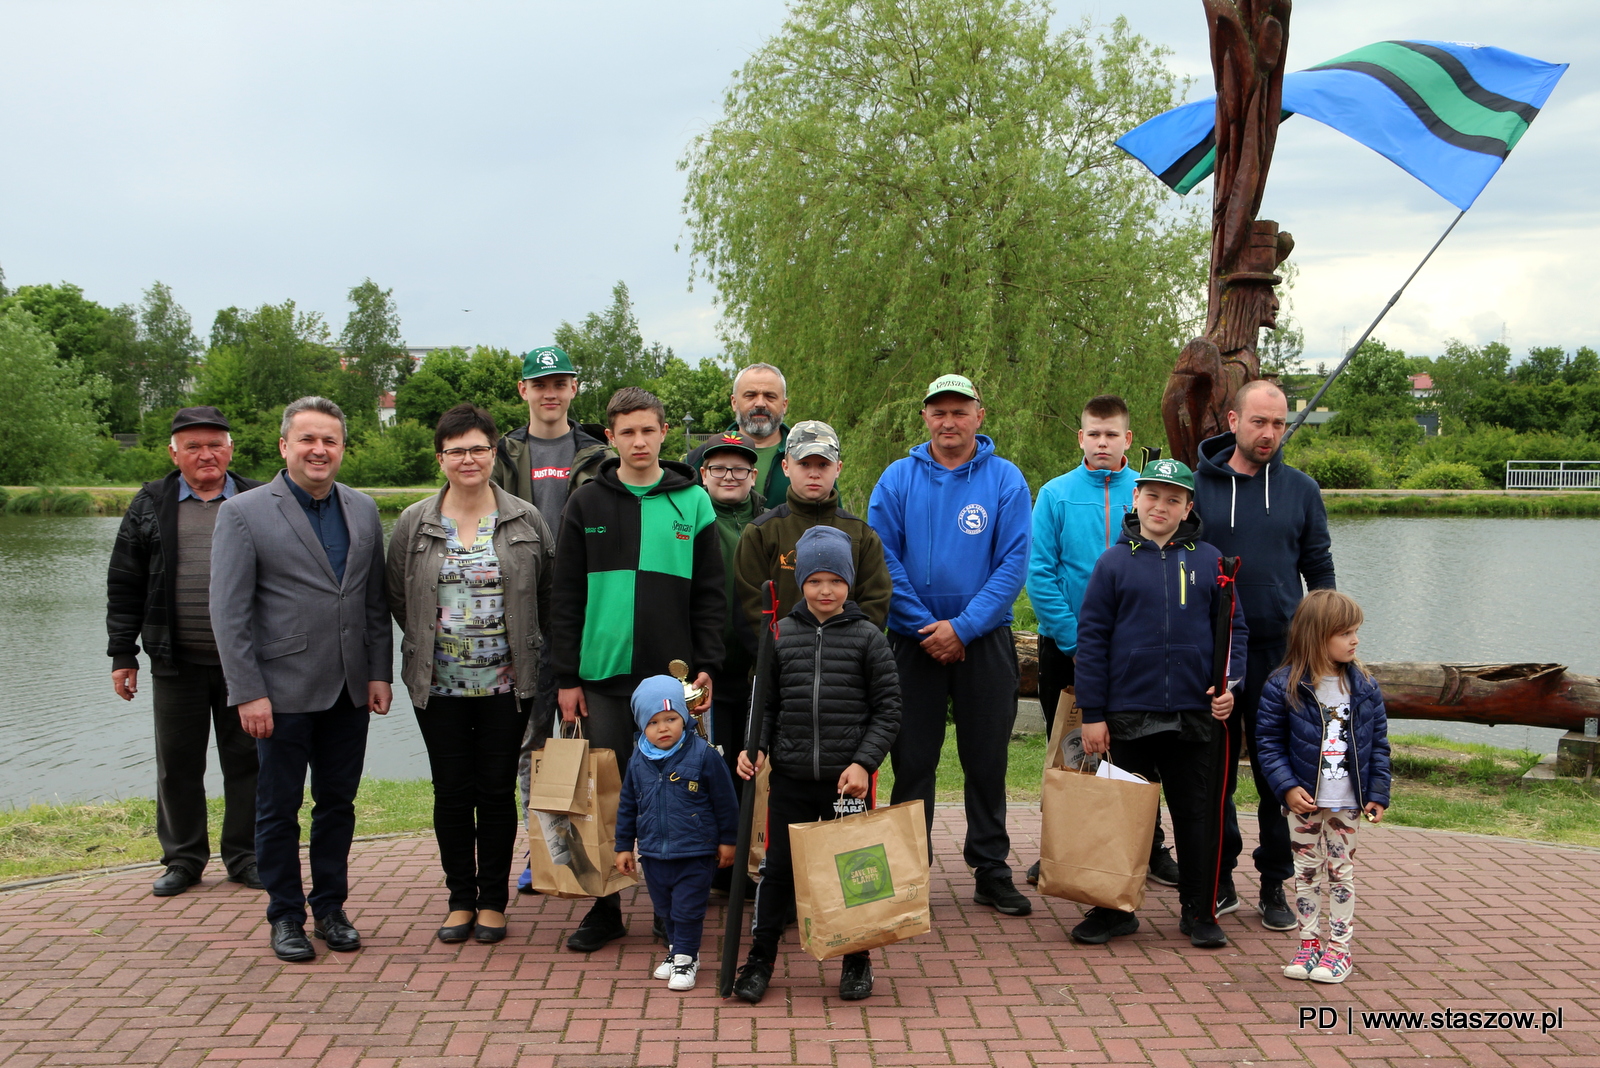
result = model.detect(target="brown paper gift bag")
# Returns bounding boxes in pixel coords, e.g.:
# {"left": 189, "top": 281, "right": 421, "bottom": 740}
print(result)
{"left": 527, "top": 747, "right": 639, "bottom": 899}
{"left": 790, "top": 800, "right": 931, "bottom": 961}
{"left": 1043, "top": 688, "right": 1085, "bottom": 773}
{"left": 528, "top": 721, "right": 591, "bottom": 816}
{"left": 1037, "top": 761, "right": 1159, "bottom": 912}
{"left": 746, "top": 761, "right": 771, "bottom": 879}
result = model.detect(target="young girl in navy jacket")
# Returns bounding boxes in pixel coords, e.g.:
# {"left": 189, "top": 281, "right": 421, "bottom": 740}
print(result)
{"left": 1254, "top": 589, "right": 1392, "bottom": 985}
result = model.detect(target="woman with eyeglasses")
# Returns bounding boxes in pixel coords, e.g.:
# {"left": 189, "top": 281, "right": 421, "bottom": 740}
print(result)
{"left": 386, "top": 403, "right": 555, "bottom": 944}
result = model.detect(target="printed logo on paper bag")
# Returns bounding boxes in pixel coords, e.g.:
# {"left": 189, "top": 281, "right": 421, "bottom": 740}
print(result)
{"left": 835, "top": 845, "right": 893, "bottom": 908}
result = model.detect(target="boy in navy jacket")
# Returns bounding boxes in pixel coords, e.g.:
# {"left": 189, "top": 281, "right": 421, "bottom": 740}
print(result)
{"left": 1073, "top": 459, "right": 1247, "bottom": 949}
{"left": 615, "top": 676, "right": 738, "bottom": 991}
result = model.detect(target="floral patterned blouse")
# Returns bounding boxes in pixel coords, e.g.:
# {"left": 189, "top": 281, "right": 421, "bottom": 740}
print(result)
{"left": 430, "top": 513, "right": 514, "bottom": 697}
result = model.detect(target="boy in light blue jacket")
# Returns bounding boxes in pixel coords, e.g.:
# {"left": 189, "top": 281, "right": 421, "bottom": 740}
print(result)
{"left": 1025, "top": 394, "right": 1176, "bottom": 887}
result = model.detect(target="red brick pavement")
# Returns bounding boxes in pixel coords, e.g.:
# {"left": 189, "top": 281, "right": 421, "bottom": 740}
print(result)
{"left": 1, "top": 806, "right": 1596, "bottom": 1067}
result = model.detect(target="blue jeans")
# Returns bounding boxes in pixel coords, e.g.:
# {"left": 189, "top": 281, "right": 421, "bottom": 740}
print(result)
{"left": 255, "top": 696, "right": 369, "bottom": 925}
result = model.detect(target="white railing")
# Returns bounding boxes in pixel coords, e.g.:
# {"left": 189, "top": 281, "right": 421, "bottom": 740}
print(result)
{"left": 1504, "top": 460, "right": 1600, "bottom": 489}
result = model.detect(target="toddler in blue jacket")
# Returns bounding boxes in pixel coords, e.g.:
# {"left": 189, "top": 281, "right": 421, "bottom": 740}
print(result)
{"left": 614, "top": 676, "right": 739, "bottom": 991}
{"left": 1074, "top": 459, "right": 1247, "bottom": 949}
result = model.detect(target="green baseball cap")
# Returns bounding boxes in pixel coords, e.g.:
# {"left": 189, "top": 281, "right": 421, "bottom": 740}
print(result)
{"left": 1135, "top": 457, "right": 1195, "bottom": 493}
{"left": 922, "top": 373, "right": 980, "bottom": 405}
{"left": 521, "top": 345, "right": 577, "bottom": 380}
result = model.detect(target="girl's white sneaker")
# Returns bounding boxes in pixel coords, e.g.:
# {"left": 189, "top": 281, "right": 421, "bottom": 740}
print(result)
{"left": 1308, "top": 946, "right": 1353, "bottom": 984}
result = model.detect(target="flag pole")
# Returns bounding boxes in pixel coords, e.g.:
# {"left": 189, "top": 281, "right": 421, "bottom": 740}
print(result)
{"left": 1281, "top": 208, "right": 1468, "bottom": 446}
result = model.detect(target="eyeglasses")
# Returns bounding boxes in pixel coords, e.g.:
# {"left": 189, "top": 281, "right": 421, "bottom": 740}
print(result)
{"left": 440, "top": 446, "right": 494, "bottom": 461}
{"left": 705, "top": 465, "right": 755, "bottom": 481}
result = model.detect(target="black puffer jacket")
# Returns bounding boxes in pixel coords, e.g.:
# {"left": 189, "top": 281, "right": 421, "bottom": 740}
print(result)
{"left": 760, "top": 601, "right": 901, "bottom": 781}
{"left": 107, "top": 469, "right": 265, "bottom": 671}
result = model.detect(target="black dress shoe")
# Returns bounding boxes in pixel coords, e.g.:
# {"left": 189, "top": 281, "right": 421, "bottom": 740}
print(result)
{"left": 152, "top": 866, "right": 199, "bottom": 897}
{"left": 474, "top": 921, "right": 507, "bottom": 944}
{"left": 312, "top": 909, "right": 361, "bottom": 952}
{"left": 228, "top": 863, "right": 266, "bottom": 891}
{"left": 437, "top": 913, "right": 476, "bottom": 944}
{"left": 270, "top": 920, "right": 315, "bottom": 962}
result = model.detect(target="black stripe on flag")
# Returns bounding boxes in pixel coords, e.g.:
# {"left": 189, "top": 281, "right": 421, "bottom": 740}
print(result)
{"left": 1316, "top": 61, "right": 1512, "bottom": 158}
{"left": 1157, "top": 128, "right": 1216, "bottom": 191}
{"left": 1392, "top": 41, "right": 1541, "bottom": 123}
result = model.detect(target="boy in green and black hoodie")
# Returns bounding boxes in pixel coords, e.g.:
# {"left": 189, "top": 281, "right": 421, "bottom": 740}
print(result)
{"left": 549, "top": 387, "right": 727, "bottom": 952}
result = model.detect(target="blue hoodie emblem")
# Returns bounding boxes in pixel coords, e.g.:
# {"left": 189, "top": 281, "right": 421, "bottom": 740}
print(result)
{"left": 958, "top": 503, "right": 988, "bottom": 534}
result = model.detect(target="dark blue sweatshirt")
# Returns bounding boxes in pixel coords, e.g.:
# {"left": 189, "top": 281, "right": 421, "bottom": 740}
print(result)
{"left": 1075, "top": 512, "right": 1248, "bottom": 727}
{"left": 615, "top": 733, "right": 739, "bottom": 860}
{"left": 1193, "top": 433, "right": 1335, "bottom": 646}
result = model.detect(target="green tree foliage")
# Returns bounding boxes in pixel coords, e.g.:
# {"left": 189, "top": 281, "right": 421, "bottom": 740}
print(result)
{"left": 650, "top": 356, "right": 735, "bottom": 433}
{"left": 195, "top": 301, "right": 361, "bottom": 427}
{"left": 1325, "top": 338, "right": 1416, "bottom": 438}
{"left": 0, "top": 282, "right": 144, "bottom": 430}
{"left": 554, "top": 281, "right": 672, "bottom": 423}
{"left": 0, "top": 307, "right": 105, "bottom": 484}
{"left": 135, "top": 282, "right": 201, "bottom": 411}
{"left": 681, "top": 0, "right": 1206, "bottom": 496}
{"left": 1431, "top": 341, "right": 1600, "bottom": 437}
{"left": 340, "top": 422, "right": 441, "bottom": 488}
{"left": 339, "top": 279, "right": 409, "bottom": 412}
{"left": 392, "top": 347, "right": 525, "bottom": 434}
{"left": 1564, "top": 346, "right": 1598, "bottom": 386}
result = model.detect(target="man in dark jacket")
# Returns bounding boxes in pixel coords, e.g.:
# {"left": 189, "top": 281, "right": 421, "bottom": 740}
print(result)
{"left": 491, "top": 345, "right": 611, "bottom": 891}
{"left": 1193, "top": 380, "right": 1336, "bottom": 931}
{"left": 550, "top": 387, "right": 725, "bottom": 951}
{"left": 685, "top": 362, "right": 792, "bottom": 501}
{"left": 107, "top": 406, "right": 265, "bottom": 897}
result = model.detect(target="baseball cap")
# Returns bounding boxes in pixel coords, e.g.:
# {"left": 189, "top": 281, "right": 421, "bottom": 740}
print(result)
{"left": 1135, "top": 457, "right": 1195, "bottom": 493}
{"left": 700, "top": 432, "right": 759, "bottom": 465}
{"left": 170, "top": 406, "right": 231, "bottom": 433}
{"left": 786, "top": 420, "right": 840, "bottom": 463}
{"left": 521, "top": 345, "right": 577, "bottom": 380}
{"left": 922, "top": 373, "right": 980, "bottom": 405}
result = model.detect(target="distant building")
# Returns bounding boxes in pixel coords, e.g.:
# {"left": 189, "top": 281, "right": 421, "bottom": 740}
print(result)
{"left": 1409, "top": 373, "right": 1435, "bottom": 399}
{"left": 379, "top": 392, "right": 397, "bottom": 427}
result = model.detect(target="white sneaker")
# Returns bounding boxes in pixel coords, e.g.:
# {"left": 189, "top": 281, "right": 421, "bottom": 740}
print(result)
{"left": 653, "top": 947, "right": 675, "bottom": 980}
{"left": 667, "top": 954, "right": 699, "bottom": 991}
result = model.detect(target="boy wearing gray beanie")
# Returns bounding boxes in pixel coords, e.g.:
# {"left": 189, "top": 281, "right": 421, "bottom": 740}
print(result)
{"left": 731, "top": 525, "right": 901, "bottom": 1004}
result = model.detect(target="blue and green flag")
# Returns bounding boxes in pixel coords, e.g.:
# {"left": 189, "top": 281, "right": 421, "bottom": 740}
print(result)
{"left": 1116, "top": 40, "right": 1567, "bottom": 210}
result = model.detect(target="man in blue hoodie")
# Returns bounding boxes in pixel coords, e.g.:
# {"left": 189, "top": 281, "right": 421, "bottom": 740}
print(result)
{"left": 1194, "top": 380, "right": 1336, "bottom": 932}
{"left": 868, "top": 374, "right": 1033, "bottom": 916}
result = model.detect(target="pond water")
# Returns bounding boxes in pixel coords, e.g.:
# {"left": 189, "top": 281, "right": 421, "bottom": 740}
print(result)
{"left": 0, "top": 512, "right": 1594, "bottom": 805}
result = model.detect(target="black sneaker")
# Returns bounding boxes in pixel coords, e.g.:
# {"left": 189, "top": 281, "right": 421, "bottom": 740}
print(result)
{"left": 1180, "top": 904, "right": 1229, "bottom": 948}
{"left": 733, "top": 958, "right": 773, "bottom": 1003}
{"left": 1215, "top": 888, "right": 1240, "bottom": 916}
{"left": 652, "top": 914, "right": 667, "bottom": 943}
{"left": 565, "top": 906, "right": 628, "bottom": 953}
{"left": 974, "top": 872, "right": 1032, "bottom": 916}
{"left": 1070, "top": 906, "right": 1139, "bottom": 945}
{"left": 1258, "top": 880, "right": 1296, "bottom": 931}
{"left": 838, "top": 954, "right": 873, "bottom": 1000}
{"left": 1147, "top": 848, "right": 1179, "bottom": 887}
{"left": 1025, "top": 860, "right": 1040, "bottom": 886}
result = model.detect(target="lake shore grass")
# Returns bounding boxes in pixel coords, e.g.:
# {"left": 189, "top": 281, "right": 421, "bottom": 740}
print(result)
{"left": 6, "top": 732, "right": 1596, "bottom": 887}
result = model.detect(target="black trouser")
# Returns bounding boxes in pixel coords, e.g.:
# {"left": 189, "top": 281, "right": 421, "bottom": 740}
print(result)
{"left": 889, "top": 627, "right": 1018, "bottom": 878}
{"left": 1110, "top": 727, "right": 1219, "bottom": 920}
{"left": 150, "top": 661, "right": 258, "bottom": 879}
{"left": 417, "top": 691, "right": 529, "bottom": 913}
{"left": 1221, "top": 641, "right": 1294, "bottom": 888}
{"left": 750, "top": 770, "right": 870, "bottom": 965}
{"left": 709, "top": 668, "right": 752, "bottom": 892}
{"left": 577, "top": 688, "right": 636, "bottom": 923}
{"left": 255, "top": 695, "right": 368, "bottom": 926}
{"left": 1036, "top": 638, "right": 1167, "bottom": 861}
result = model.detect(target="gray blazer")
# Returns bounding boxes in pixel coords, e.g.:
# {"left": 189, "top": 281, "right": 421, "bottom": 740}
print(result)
{"left": 210, "top": 472, "right": 392, "bottom": 712}
{"left": 386, "top": 482, "right": 555, "bottom": 710}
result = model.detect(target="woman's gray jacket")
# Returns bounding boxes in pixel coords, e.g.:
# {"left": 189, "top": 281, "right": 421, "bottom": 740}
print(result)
{"left": 386, "top": 483, "right": 555, "bottom": 710}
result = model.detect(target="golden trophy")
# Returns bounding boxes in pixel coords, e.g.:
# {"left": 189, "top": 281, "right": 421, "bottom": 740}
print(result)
{"left": 668, "top": 659, "right": 708, "bottom": 710}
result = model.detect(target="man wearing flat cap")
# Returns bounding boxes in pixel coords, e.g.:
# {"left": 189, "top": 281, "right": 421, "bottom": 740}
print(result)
{"left": 107, "top": 406, "right": 266, "bottom": 897}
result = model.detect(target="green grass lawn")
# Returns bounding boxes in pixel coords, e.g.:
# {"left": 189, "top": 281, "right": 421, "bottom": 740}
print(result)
{"left": 4, "top": 730, "right": 1596, "bottom": 885}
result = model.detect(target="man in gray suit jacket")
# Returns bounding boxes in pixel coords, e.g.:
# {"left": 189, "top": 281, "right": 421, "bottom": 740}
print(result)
{"left": 211, "top": 396, "right": 393, "bottom": 963}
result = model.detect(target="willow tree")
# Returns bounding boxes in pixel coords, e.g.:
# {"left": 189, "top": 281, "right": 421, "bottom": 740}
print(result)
{"left": 682, "top": 0, "right": 1207, "bottom": 499}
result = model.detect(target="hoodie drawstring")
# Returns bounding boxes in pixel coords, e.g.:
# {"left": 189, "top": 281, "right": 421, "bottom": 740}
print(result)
{"left": 1265, "top": 463, "right": 1272, "bottom": 516}
{"left": 1229, "top": 477, "right": 1237, "bottom": 531}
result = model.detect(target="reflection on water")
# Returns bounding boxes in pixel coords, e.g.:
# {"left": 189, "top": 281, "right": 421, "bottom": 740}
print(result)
{"left": 0, "top": 512, "right": 1594, "bottom": 804}
{"left": 1328, "top": 516, "right": 1599, "bottom": 755}
{"left": 0, "top": 513, "right": 425, "bottom": 806}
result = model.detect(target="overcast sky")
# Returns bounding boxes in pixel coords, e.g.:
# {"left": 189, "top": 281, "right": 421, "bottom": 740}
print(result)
{"left": 0, "top": 1, "right": 1591, "bottom": 371}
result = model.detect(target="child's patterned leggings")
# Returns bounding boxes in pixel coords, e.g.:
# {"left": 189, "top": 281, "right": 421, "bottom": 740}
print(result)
{"left": 1287, "top": 807, "right": 1360, "bottom": 948}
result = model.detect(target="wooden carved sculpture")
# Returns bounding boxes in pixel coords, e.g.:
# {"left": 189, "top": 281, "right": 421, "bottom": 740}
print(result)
{"left": 1162, "top": 0, "right": 1294, "bottom": 466}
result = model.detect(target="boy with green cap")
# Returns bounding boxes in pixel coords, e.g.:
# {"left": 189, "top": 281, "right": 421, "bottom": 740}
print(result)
{"left": 1071, "top": 458, "right": 1248, "bottom": 950}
